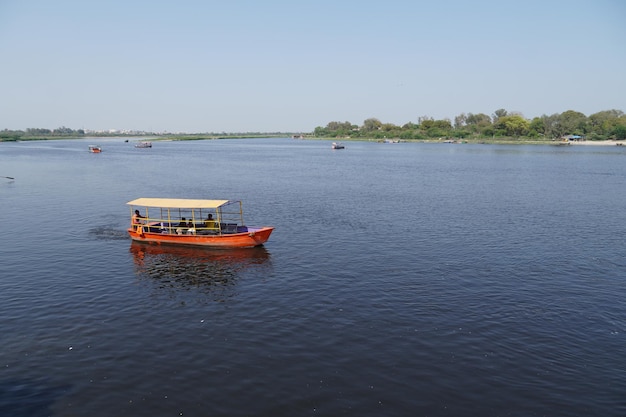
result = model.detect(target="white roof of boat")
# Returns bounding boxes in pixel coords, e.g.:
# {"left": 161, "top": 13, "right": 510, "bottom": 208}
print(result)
{"left": 127, "top": 198, "right": 232, "bottom": 209}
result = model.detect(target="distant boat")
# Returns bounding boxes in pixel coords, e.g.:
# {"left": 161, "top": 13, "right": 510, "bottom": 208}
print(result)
{"left": 135, "top": 141, "right": 152, "bottom": 148}
{"left": 88, "top": 145, "right": 102, "bottom": 153}
{"left": 332, "top": 142, "right": 345, "bottom": 149}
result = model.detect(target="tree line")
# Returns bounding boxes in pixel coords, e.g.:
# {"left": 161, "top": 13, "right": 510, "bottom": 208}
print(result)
{"left": 313, "top": 109, "right": 626, "bottom": 141}
{"left": 0, "top": 126, "right": 86, "bottom": 141}
{"left": 3, "top": 109, "right": 625, "bottom": 142}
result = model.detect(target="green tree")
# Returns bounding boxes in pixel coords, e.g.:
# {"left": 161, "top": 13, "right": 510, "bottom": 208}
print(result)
{"left": 492, "top": 108, "right": 508, "bottom": 124}
{"left": 53, "top": 126, "right": 74, "bottom": 135}
{"left": 313, "top": 108, "right": 624, "bottom": 141}
{"left": 454, "top": 113, "right": 467, "bottom": 129}
{"left": 421, "top": 119, "right": 452, "bottom": 137}
{"left": 0, "top": 129, "right": 24, "bottom": 141}
{"left": 26, "top": 128, "right": 52, "bottom": 135}
{"left": 417, "top": 115, "right": 432, "bottom": 125}
{"left": 613, "top": 124, "right": 626, "bottom": 140}
{"left": 313, "top": 126, "right": 328, "bottom": 137}
{"left": 541, "top": 113, "right": 562, "bottom": 139}
{"left": 465, "top": 113, "right": 492, "bottom": 135}
{"left": 420, "top": 119, "right": 451, "bottom": 130}
{"left": 381, "top": 123, "right": 399, "bottom": 132}
{"left": 420, "top": 119, "right": 435, "bottom": 130}
{"left": 314, "top": 121, "right": 355, "bottom": 137}
{"left": 494, "top": 115, "right": 530, "bottom": 137}
{"left": 466, "top": 113, "right": 491, "bottom": 125}
{"left": 529, "top": 117, "right": 545, "bottom": 137}
{"left": 425, "top": 127, "right": 448, "bottom": 138}
{"left": 362, "top": 118, "right": 382, "bottom": 132}
{"left": 589, "top": 109, "right": 624, "bottom": 137}
{"left": 558, "top": 110, "right": 588, "bottom": 136}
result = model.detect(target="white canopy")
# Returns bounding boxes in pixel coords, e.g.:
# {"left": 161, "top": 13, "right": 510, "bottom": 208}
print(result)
{"left": 127, "top": 198, "right": 232, "bottom": 209}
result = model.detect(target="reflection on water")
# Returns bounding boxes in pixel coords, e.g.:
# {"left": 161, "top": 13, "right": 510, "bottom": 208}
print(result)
{"left": 129, "top": 242, "right": 271, "bottom": 301}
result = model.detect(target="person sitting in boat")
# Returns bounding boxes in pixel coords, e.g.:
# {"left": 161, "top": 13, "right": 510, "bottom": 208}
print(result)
{"left": 176, "top": 217, "right": 188, "bottom": 235}
{"left": 204, "top": 214, "right": 217, "bottom": 231}
{"left": 132, "top": 210, "right": 145, "bottom": 224}
{"left": 186, "top": 219, "right": 196, "bottom": 235}
{"left": 132, "top": 210, "right": 145, "bottom": 232}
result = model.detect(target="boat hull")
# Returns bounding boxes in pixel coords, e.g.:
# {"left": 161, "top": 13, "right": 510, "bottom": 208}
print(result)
{"left": 127, "top": 225, "right": 274, "bottom": 248}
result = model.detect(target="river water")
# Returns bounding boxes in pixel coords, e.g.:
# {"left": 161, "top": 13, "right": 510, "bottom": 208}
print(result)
{"left": 1, "top": 138, "right": 625, "bottom": 416}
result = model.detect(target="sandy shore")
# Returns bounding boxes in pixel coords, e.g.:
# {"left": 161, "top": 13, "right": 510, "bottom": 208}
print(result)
{"left": 569, "top": 140, "right": 624, "bottom": 146}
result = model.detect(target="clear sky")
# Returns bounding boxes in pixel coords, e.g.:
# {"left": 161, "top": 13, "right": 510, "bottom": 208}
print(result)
{"left": 1, "top": 0, "right": 624, "bottom": 133}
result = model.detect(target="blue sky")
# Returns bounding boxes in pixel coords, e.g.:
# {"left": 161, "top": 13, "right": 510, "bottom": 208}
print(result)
{"left": 1, "top": 0, "right": 624, "bottom": 133}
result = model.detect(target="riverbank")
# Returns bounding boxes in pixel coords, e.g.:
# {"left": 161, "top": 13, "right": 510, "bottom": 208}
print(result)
{"left": 569, "top": 140, "right": 623, "bottom": 146}
{"left": 313, "top": 137, "right": 626, "bottom": 146}
{"left": 2, "top": 135, "right": 624, "bottom": 146}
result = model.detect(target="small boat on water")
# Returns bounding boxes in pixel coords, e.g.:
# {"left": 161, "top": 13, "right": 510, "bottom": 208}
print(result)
{"left": 127, "top": 197, "right": 274, "bottom": 248}
{"left": 135, "top": 141, "right": 152, "bottom": 148}
{"left": 332, "top": 142, "right": 345, "bottom": 149}
{"left": 88, "top": 145, "right": 102, "bottom": 153}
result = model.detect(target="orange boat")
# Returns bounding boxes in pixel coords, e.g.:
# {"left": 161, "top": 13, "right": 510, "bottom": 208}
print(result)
{"left": 89, "top": 145, "right": 102, "bottom": 153}
{"left": 127, "top": 198, "right": 274, "bottom": 248}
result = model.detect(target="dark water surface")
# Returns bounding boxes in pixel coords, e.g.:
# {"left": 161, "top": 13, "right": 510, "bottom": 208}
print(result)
{"left": 1, "top": 138, "right": 625, "bottom": 416}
